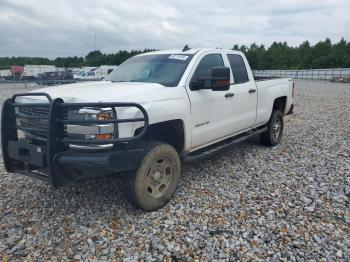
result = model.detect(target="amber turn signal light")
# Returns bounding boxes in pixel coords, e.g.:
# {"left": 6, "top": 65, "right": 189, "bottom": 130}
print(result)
{"left": 95, "top": 134, "right": 112, "bottom": 140}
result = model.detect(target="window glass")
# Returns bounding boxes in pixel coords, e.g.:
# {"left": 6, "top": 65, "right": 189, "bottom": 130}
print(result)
{"left": 227, "top": 54, "right": 249, "bottom": 84}
{"left": 105, "top": 54, "right": 193, "bottom": 87}
{"left": 193, "top": 54, "right": 224, "bottom": 79}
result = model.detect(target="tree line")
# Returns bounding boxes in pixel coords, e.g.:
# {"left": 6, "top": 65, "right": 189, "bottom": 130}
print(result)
{"left": 234, "top": 38, "right": 350, "bottom": 70}
{"left": 0, "top": 49, "right": 155, "bottom": 69}
{"left": 0, "top": 39, "right": 349, "bottom": 70}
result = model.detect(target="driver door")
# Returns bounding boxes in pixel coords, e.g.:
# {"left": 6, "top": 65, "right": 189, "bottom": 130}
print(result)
{"left": 186, "top": 52, "right": 235, "bottom": 149}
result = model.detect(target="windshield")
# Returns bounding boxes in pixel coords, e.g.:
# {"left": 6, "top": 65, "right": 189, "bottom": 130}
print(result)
{"left": 105, "top": 54, "right": 193, "bottom": 87}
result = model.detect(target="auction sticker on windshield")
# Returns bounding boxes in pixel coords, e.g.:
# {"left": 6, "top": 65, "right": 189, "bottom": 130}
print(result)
{"left": 168, "top": 55, "right": 189, "bottom": 61}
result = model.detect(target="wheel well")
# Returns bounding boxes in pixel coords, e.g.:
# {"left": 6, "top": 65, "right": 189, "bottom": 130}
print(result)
{"left": 273, "top": 96, "right": 287, "bottom": 113}
{"left": 136, "top": 120, "right": 185, "bottom": 153}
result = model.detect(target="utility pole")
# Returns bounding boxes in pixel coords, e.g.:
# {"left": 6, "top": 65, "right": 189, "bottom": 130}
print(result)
{"left": 94, "top": 34, "right": 97, "bottom": 50}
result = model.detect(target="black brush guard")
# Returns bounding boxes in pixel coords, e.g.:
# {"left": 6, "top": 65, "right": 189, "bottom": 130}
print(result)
{"left": 1, "top": 93, "right": 149, "bottom": 187}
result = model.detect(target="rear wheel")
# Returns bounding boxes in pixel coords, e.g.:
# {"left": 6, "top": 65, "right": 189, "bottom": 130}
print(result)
{"left": 125, "top": 142, "right": 181, "bottom": 211}
{"left": 260, "top": 110, "right": 284, "bottom": 146}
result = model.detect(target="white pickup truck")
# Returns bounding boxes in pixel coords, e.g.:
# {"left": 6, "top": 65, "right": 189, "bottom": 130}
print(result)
{"left": 1, "top": 48, "right": 294, "bottom": 211}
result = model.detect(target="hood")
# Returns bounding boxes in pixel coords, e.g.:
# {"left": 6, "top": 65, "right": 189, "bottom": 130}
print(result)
{"left": 30, "top": 81, "right": 176, "bottom": 103}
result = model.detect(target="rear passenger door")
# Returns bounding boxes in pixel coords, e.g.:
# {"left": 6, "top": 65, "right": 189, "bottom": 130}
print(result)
{"left": 226, "top": 53, "right": 257, "bottom": 133}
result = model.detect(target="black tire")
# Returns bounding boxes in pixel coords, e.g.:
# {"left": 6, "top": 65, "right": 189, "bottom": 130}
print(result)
{"left": 125, "top": 141, "right": 181, "bottom": 211}
{"left": 260, "top": 110, "right": 284, "bottom": 146}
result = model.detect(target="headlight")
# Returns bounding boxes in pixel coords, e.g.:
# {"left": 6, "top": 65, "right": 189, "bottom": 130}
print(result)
{"left": 66, "top": 107, "right": 115, "bottom": 150}
{"left": 78, "top": 108, "right": 113, "bottom": 120}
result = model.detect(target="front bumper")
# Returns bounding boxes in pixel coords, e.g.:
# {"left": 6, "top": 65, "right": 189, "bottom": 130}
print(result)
{"left": 1, "top": 92, "right": 149, "bottom": 187}
{"left": 56, "top": 148, "right": 145, "bottom": 179}
{"left": 6, "top": 139, "right": 146, "bottom": 187}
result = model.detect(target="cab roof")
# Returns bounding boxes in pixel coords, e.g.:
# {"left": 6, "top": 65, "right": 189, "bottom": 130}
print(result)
{"left": 137, "top": 48, "right": 237, "bottom": 56}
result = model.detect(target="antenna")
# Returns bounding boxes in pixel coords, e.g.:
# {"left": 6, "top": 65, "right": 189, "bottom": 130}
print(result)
{"left": 182, "top": 45, "right": 191, "bottom": 52}
{"left": 94, "top": 34, "right": 97, "bottom": 50}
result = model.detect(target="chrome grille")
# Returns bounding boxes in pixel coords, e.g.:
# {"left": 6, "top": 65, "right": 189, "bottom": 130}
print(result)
{"left": 18, "top": 105, "right": 50, "bottom": 116}
{"left": 16, "top": 105, "right": 50, "bottom": 139}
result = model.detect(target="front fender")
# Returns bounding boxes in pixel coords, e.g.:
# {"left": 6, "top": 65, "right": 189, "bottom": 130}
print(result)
{"left": 118, "top": 98, "right": 191, "bottom": 150}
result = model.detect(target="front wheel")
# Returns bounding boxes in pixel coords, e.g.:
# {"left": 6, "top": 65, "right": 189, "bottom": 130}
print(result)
{"left": 125, "top": 142, "right": 181, "bottom": 211}
{"left": 260, "top": 110, "right": 284, "bottom": 146}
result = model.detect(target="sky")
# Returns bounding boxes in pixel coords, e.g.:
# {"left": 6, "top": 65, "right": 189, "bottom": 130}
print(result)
{"left": 0, "top": 0, "right": 349, "bottom": 58}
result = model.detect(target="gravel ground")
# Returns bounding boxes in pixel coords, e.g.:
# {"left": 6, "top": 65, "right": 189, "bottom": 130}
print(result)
{"left": 0, "top": 80, "right": 349, "bottom": 261}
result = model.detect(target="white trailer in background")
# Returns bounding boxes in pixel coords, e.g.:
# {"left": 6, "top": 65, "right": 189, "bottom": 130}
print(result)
{"left": 23, "top": 65, "right": 56, "bottom": 77}
{"left": 55, "top": 67, "right": 67, "bottom": 72}
{"left": 0, "top": 69, "right": 11, "bottom": 77}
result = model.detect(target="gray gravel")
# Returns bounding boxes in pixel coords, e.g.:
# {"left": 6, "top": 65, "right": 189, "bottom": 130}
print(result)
{"left": 0, "top": 80, "right": 349, "bottom": 261}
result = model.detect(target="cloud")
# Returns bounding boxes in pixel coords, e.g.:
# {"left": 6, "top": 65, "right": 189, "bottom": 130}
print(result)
{"left": 0, "top": 0, "right": 349, "bottom": 57}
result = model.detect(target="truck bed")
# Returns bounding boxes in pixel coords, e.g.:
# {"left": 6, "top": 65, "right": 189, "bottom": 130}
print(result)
{"left": 255, "top": 77, "right": 292, "bottom": 87}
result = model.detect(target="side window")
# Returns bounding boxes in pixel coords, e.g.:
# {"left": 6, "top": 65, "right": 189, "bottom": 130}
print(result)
{"left": 227, "top": 54, "right": 249, "bottom": 84}
{"left": 192, "top": 54, "right": 224, "bottom": 80}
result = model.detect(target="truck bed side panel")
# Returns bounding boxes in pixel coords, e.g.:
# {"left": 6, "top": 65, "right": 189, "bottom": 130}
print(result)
{"left": 255, "top": 78, "right": 293, "bottom": 125}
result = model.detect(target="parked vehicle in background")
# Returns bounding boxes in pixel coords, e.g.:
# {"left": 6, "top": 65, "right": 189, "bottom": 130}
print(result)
{"left": 1, "top": 48, "right": 294, "bottom": 211}
{"left": 37, "top": 70, "right": 74, "bottom": 85}
{"left": 73, "top": 67, "right": 97, "bottom": 79}
{"left": 10, "top": 66, "right": 24, "bottom": 80}
{"left": 75, "top": 70, "right": 97, "bottom": 80}
{"left": 90, "top": 65, "right": 118, "bottom": 79}
{"left": 21, "top": 65, "right": 56, "bottom": 80}
{"left": 74, "top": 66, "right": 117, "bottom": 80}
{"left": 67, "top": 67, "right": 81, "bottom": 75}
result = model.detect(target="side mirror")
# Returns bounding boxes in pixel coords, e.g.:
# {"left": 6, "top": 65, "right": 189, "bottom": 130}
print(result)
{"left": 210, "top": 66, "right": 231, "bottom": 91}
{"left": 190, "top": 66, "right": 231, "bottom": 91}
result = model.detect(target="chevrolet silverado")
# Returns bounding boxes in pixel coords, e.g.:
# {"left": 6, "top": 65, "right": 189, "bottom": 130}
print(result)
{"left": 1, "top": 48, "right": 294, "bottom": 211}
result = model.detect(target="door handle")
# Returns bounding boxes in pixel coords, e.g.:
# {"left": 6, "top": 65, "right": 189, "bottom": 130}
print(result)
{"left": 248, "top": 89, "right": 256, "bottom": 94}
{"left": 225, "top": 92, "right": 234, "bottom": 98}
